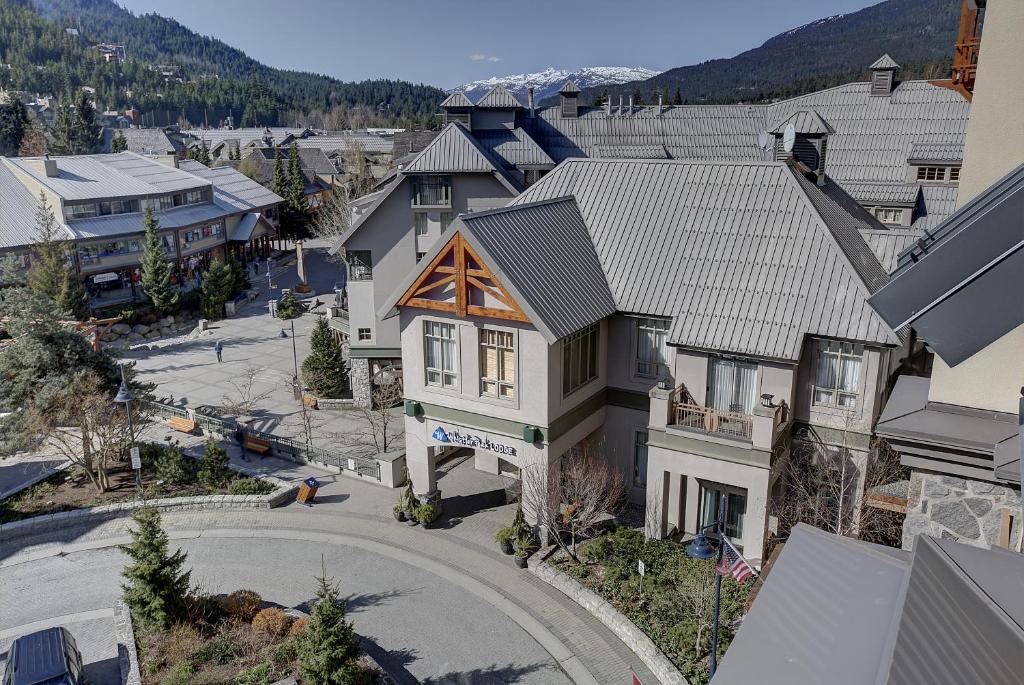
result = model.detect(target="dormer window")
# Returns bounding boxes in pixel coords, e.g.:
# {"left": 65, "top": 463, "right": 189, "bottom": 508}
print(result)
{"left": 915, "top": 165, "right": 961, "bottom": 184}
{"left": 873, "top": 207, "right": 904, "bottom": 225}
{"left": 559, "top": 80, "right": 581, "bottom": 119}
{"left": 868, "top": 54, "right": 900, "bottom": 96}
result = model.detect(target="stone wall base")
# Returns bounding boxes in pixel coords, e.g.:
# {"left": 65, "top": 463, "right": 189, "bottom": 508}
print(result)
{"left": 903, "top": 470, "right": 1022, "bottom": 550}
{"left": 350, "top": 357, "right": 371, "bottom": 408}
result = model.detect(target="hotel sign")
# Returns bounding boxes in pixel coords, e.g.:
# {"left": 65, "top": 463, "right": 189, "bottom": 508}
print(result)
{"left": 432, "top": 426, "right": 518, "bottom": 457}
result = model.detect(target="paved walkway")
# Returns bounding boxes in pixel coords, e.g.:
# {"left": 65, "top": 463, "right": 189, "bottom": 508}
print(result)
{"left": 0, "top": 452, "right": 69, "bottom": 500}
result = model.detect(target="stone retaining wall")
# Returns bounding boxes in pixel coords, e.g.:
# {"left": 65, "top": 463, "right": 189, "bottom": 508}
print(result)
{"left": 903, "top": 470, "right": 1022, "bottom": 550}
{"left": 115, "top": 600, "right": 142, "bottom": 685}
{"left": 529, "top": 552, "right": 688, "bottom": 685}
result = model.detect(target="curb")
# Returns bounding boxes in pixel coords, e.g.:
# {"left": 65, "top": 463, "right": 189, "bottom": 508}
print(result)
{"left": 529, "top": 553, "right": 688, "bottom": 685}
{"left": 115, "top": 600, "right": 142, "bottom": 685}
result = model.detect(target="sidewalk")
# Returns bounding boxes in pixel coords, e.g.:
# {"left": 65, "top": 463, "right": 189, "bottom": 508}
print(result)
{"left": 0, "top": 452, "right": 70, "bottom": 500}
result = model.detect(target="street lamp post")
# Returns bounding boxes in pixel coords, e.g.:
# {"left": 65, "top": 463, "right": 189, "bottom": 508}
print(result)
{"left": 290, "top": 318, "right": 300, "bottom": 401}
{"left": 686, "top": 495, "right": 727, "bottom": 678}
{"left": 113, "top": 364, "right": 138, "bottom": 494}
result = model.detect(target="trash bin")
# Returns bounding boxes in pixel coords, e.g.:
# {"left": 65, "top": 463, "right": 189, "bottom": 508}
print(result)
{"left": 297, "top": 477, "right": 320, "bottom": 505}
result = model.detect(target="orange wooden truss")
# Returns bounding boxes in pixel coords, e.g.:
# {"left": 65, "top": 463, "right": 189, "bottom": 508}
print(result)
{"left": 398, "top": 232, "right": 529, "bottom": 323}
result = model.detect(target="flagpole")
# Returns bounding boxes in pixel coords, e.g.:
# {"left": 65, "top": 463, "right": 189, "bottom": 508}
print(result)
{"left": 710, "top": 495, "right": 725, "bottom": 679}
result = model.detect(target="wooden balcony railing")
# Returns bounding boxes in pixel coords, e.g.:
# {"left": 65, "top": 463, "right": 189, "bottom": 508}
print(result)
{"left": 669, "top": 385, "right": 753, "bottom": 440}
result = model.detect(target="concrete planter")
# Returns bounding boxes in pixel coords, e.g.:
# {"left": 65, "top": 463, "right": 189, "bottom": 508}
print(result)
{"left": 115, "top": 601, "right": 142, "bottom": 685}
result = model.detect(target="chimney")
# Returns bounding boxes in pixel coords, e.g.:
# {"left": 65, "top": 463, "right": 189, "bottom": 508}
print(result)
{"left": 605, "top": 97, "right": 612, "bottom": 116}
{"left": 154, "top": 154, "right": 178, "bottom": 169}
{"left": 618, "top": 95, "right": 624, "bottom": 117}
{"left": 527, "top": 87, "right": 535, "bottom": 118}
{"left": 657, "top": 92, "right": 663, "bottom": 116}
{"left": 628, "top": 95, "right": 634, "bottom": 113}
{"left": 42, "top": 155, "right": 58, "bottom": 178}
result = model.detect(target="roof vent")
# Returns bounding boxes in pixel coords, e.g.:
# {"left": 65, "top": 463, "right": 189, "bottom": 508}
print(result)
{"left": 527, "top": 87, "right": 536, "bottom": 118}
{"left": 559, "top": 80, "right": 579, "bottom": 118}
{"left": 42, "top": 155, "right": 58, "bottom": 178}
{"left": 869, "top": 54, "right": 900, "bottom": 96}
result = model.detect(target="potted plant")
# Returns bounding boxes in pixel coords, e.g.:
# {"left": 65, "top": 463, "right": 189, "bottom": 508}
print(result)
{"left": 510, "top": 505, "right": 530, "bottom": 541}
{"left": 392, "top": 502, "right": 406, "bottom": 522}
{"left": 401, "top": 482, "right": 419, "bottom": 525}
{"left": 495, "top": 527, "right": 515, "bottom": 555}
{"left": 513, "top": 534, "right": 532, "bottom": 569}
{"left": 416, "top": 503, "right": 440, "bottom": 529}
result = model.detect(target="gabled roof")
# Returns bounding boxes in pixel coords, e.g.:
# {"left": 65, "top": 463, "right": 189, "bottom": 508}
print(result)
{"left": 908, "top": 142, "right": 963, "bottom": 164}
{"left": 508, "top": 159, "right": 897, "bottom": 360}
{"left": 869, "top": 162, "right": 1024, "bottom": 366}
{"left": 869, "top": 54, "right": 901, "bottom": 70}
{"left": 845, "top": 182, "right": 921, "bottom": 207}
{"left": 474, "top": 84, "right": 523, "bottom": 109}
{"left": 473, "top": 127, "right": 555, "bottom": 168}
{"left": 440, "top": 91, "right": 474, "bottom": 108}
{"left": 248, "top": 146, "right": 337, "bottom": 176}
{"left": 401, "top": 122, "right": 522, "bottom": 193}
{"left": 116, "top": 128, "right": 183, "bottom": 155}
{"left": 0, "top": 164, "right": 71, "bottom": 249}
{"left": 770, "top": 109, "right": 833, "bottom": 135}
{"left": 559, "top": 80, "right": 581, "bottom": 95}
{"left": 714, "top": 525, "right": 1024, "bottom": 685}
{"left": 859, "top": 228, "right": 922, "bottom": 274}
{"left": 178, "top": 160, "right": 284, "bottom": 212}
{"left": 380, "top": 197, "right": 616, "bottom": 343}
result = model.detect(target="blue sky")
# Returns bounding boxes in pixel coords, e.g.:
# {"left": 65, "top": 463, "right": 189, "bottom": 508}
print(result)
{"left": 118, "top": 0, "right": 880, "bottom": 87}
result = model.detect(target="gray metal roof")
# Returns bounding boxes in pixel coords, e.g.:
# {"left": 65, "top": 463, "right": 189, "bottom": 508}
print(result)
{"left": 860, "top": 228, "right": 922, "bottom": 273}
{"left": 248, "top": 147, "right": 337, "bottom": 176}
{"left": 116, "top": 128, "right": 183, "bottom": 155}
{"left": 716, "top": 524, "right": 1024, "bottom": 685}
{"left": 440, "top": 92, "right": 474, "bottom": 108}
{"left": 769, "top": 109, "right": 833, "bottom": 135}
{"left": 473, "top": 127, "right": 555, "bottom": 168}
{"left": 845, "top": 182, "right": 921, "bottom": 206}
{"left": 292, "top": 133, "right": 393, "bottom": 155}
{"left": 870, "top": 162, "right": 1024, "bottom": 365}
{"left": 870, "top": 54, "right": 901, "bottom": 70}
{"left": 184, "top": 127, "right": 307, "bottom": 148}
{"left": 67, "top": 202, "right": 229, "bottom": 238}
{"left": 5, "top": 152, "right": 209, "bottom": 201}
{"left": 908, "top": 142, "right": 963, "bottom": 163}
{"left": 511, "top": 159, "right": 897, "bottom": 360}
{"left": 0, "top": 164, "right": 71, "bottom": 249}
{"left": 559, "top": 80, "right": 581, "bottom": 95}
{"left": 401, "top": 123, "right": 522, "bottom": 193}
{"left": 474, "top": 84, "right": 523, "bottom": 109}
{"left": 592, "top": 144, "right": 669, "bottom": 159}
{"left": 178, "top": 160, "right": 284, "bottom": 212}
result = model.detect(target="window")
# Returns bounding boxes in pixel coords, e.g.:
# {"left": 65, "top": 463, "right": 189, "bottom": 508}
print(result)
{"left": 440, "top": 211, "right": 454, "bottom": 231}
{"left": 813, "top": 340, "right": 863, "bottom": 409}
{"left": 708, "top": 357, "right": 758, "bottom": 415}
{"left": 412, "top": 176, "right": 451, "bottom": 207}
{"left": 424, "top": 320, "right": 458, "bottom": 388}
{"left": 949, "top": 166, "right": 961, "bottom": 182}
{"left": 172, "top": 189, "right": 205, "bottom": 207}
{"left": 415, "top": 251, "right": 426, "bottom": 262}
{"left": 414, "top": 212, "right": 428, "bottom": 236}
{"left": 357, "top": 328, "right": 371, "bottom": 342}
{"left": 562, "top": 323, "right": 599, "bottom": 395}
{"left": 77, "top": 238, "right": 144, "bottom": 261}
{"left": 156, "top": 195, "right": 174, "bottom": 211}
{"left": 635, "top": 317, "right": 671, "bottom": 379}
{"left": 480, "top": 329, "right": 515, "bottom": 399}
{"left": 65, "top": 203, "right": 98, "bottom": 220}
{"left": 633, "top": 430, "right": 648, "bottom": 488}
{"left": 347, "top": 250, "right": 372, "bottom": 281}
{"left": 873, "top": 207, "right": 902, "bottom": 225}
{"left": 915, "top": 165, "right": 960, "bottom": 184}
{"left": 699, "top": 484, "right": 746, "bottom": 544}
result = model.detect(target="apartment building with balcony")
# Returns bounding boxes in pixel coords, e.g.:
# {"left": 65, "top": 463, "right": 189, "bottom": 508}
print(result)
{"left": 0, "top": 152, "right": 282, "bottom": 307}
{"left": 335, "top": 58, "right": 969, "bottom": 405}
{"left": 380, "top": 157, "right": 902, "bottom": 564}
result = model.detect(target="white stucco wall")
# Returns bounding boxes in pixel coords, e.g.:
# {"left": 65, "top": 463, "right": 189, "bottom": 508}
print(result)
{"left": 928, "top": 322, "right": 1024, "bottom": 414}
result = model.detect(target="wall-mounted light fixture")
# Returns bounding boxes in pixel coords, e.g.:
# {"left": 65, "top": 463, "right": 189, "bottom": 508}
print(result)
{"left": 760, "top": 393, "right": 777, "bottom": 409}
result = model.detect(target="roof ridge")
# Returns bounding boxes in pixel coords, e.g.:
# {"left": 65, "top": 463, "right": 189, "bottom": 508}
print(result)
{"left": 461, "top": 194, "right": 577, "bottom": 221}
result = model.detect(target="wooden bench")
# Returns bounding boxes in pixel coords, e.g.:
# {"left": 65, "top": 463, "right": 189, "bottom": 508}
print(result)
{"left": 243, "top": 436, "right": 272, "bottom": 455}
{"left": 302, "top": 394, "right": 319, "bottom": 409}
{"left": 168, "top": 416, "right": 197, "bottom": 434}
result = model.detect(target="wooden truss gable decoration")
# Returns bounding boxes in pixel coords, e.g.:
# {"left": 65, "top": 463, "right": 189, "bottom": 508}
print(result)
{"left": 398, "top": 232, "right": 529, "bottom": 323}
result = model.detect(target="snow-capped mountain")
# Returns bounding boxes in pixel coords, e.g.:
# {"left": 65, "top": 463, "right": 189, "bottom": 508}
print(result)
{"left": 452, "top": 67, "right": 661, "bottom": 103}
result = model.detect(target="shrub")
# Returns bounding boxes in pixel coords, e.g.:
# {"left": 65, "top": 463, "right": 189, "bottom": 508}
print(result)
{"left": 494, "top": 527, "right": 514, "bottom": 544}
{"left": 251, "top": 607, "right": 292, "bottom": 637}
{"left": 228, "top": 478, "right": 275, "bottom": 496}
{"left": 198, "top": 440, "right": 232, "bottom": 489}
{"left": 185, "top": 591, "right": 226, "bottom": 627}
{"left": 415, "top": 503, "right": 440, "bottom": 524}
{"left": 196, "top": 634, "right": 234, "bottom": 666}
{"left": 287, "top": 616, "right": 309, "bottom": 638}
{"left": 233, "top": 662, "right": 271, "bottom": 685}
{"left": 222, "top": 589, "right": 263, "bottom": 622}
{"left": 275, "top": 289, "right": 299, "bottom": 319}
{"left": 177, "top": 289, "right": 201, "bottom": 314}
{"left": 153, "top": 444, "right": 194, "bottom": 486}
{"left": 161, "top": 662, "right": 194, "bottom": 685}
{"left": 296, "top": 573, "right": 362, "bottom": 684}
{"left": 164, "top": 623, "right": 204, "bottom": 669}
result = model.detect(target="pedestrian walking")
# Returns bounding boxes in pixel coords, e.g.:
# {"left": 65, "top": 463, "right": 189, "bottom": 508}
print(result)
{"left": 235, "top": 423, "right": 247, "bottom": 461}
{"left": 214, "top": 340, "right": 224, "bottom": 363}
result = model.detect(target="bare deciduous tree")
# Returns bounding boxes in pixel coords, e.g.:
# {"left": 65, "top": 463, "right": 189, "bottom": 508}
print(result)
{"left": 309, "top": 186, "right": 352, "bottom": 242}
{"left": 360, "top": 374, "right": 403, "bottom": 453}
{"left": 219, "top": 366, "right": 272, "bottom": 417}
{"left": 26, "top": 371, "right": 150, "bottom": 493}
{"left": 521, "top": 442, "right": 626, "bottom": 563}
{"left": 341, "top": 141, "right": 374, "bottom": 198}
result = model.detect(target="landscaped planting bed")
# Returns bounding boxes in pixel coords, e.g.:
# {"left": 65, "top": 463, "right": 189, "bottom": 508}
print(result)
{"left": 549, "top": 528, "right": 750, "bottom": 685}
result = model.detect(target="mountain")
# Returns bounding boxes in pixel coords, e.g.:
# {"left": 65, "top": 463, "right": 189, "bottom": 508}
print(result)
{"left": 2, "top": 0, "right": 444, "bottom": 128}
{"left": 454, "top": 67, "right": 661, "bottom": 103}
{"left": 563, "top": 0, "right": 961, "bottom": 106}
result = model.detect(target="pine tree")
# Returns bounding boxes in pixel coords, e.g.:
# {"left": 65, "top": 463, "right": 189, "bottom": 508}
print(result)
{"left": 57, "top": 269, "right": 90, "bottom": 321}
{"left": 276, "top": 289, "right": 299, "bottom": 320}
{"left": 27, "top": 192, "right": 68, "bottom": 303}
{"left": 120, "top": 506, "right": 192, "bottom": 630}
{"left": 200, "top": 259, "right": 233, "bottom": 320}
{"left": 297, "top": 568, "right": 362, "bottom": 685}
{"left": 272, "top": 147, "right": 286, "bottom": 198}
{"left": 140, "top": 206, "right": 179, "bottom": 315}
{"left": 197, "top": 439, "right": 232, "bottom": 488}
{"left": 0, "top": 99, "right": 28, "bottom": 156}
{"left": 198, "top": 140, "right": 211, "bottom": 166}
{"left": 286, "top": 143, "right": 308, "bottom": 234}
{"left": 226, "top": 256, "right": 248, "bottom": 296}
{"left": 50, "top": 100, "right": 75, "bottom": 155}
{"left": 673, "top": 87, "right": 683, "bottom": 106}
{"left": 111, "top": 129, "right": 127, "bottom": 152}
{"left": 302, "top": 317, "right": 346, "bottom": 398}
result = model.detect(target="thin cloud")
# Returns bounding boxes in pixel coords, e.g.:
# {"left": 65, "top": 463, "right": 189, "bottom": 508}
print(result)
{"left": 470, "top": 53, "right": 502, "bottom": 62}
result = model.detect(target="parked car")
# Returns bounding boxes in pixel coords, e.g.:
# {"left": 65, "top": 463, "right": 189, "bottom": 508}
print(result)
{"left": 2, "top": 627, "right": 84, "bottom": 685}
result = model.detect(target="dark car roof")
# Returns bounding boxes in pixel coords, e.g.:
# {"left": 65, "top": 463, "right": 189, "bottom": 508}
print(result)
{"left": 7, "top": 628, "right": 74, "bottom": 684}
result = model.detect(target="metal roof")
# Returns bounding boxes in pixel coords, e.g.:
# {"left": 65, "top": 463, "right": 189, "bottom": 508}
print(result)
{"left": 292, "top": 133, "right": 393, "bottom": 155}
{"left": 845, "top": 182, "right": 921, "bottom": 206}
{"left": 184, "top": 127, "right": 307, "bottom": 149}
{"left": 907, "top": 141, "right": 963, "bottom": 163}
{"left": 510, "top": 159, "right": 897, "bottom": 360}
{"left": 248, "top": 147, "right": 337, "bottom": 176}
{"left": 769, "top": 109, "right": 833, "bottom": 135}
{"left": 440, "top": 92, "right": 474, "bottom": 108}
{"left": 559, "top": 80, "right": 581, "bottom": 94}
{"left": 67, "top": 201, "right": 229, "bottom": 238}
{"left": 401, "top": 123, "right": 522, "bottom": 193}
{"left": 0, "top": 164, "right": 72, "bottom": 249}
{"left": 5, "top": 152, "right": 209, "bottom": 201}
{"left": 473, "top": 127, "right": 555, "bottom": 168}
{"left": 178, "top": 160, "right": 284, "bottom": 212}
{"left": 870, "top": 54, "right": 901, "bottom": 70}
{"left": 860, "top": 228, "right": 922, "bottom": 273}
{"left": 474, "top": 84, "right": 523, "bottom": 109}
{"left": 116, "top": 128, "right": 183, "bottom": 155}
{"left": 716, "top": 525, "right": 1024, "bottom": 685}
{"left": 592, "top": 144, "right": 669, "bottom": 159}
{"left": 870, "top": 162, "right": 1024, "bottom": 365}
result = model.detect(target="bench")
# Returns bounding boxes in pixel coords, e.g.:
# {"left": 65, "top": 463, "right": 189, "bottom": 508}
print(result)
{"left": 302, "top": 394, "right": 319, "bottom": 409}
{"left": 168, "top": 416, "right": 197, "bottom": 434}
{"left": 243, "top": 436, "right": 272, "bottom": 455}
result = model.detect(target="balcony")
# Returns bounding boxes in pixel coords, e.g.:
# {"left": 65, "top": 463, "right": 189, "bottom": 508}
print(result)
{"left": 411, "top": 177, "right": 452, "bottom": 209}
{"left": 663, "top": 384, "right": 789, "bottom": 447}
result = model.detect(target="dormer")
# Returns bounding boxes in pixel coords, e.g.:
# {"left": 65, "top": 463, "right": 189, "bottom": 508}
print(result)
{"left": 471, "top": 84, "right": 522, "bottom": 131}
{"left": 559, "top": 80, "right": 580, "bottom": 118}
{"left": 869, "top": 54, "right": 900, "bottom": 96}
{"left": 771, "top": 109, "right": 833, "bottom": 181}
{"left": 440, "top": 91, "right": 474, "bottom": 127}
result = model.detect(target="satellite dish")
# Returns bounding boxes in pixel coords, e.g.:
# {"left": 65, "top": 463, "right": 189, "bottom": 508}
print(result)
{"left": 783, "top": 123, "right": 796, "bottom": 154}
{"left": 756, "top": 130, "right": 770, "bottom": 151}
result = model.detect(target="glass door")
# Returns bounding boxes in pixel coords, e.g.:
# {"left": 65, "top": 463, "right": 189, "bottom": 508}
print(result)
{"left": 698, "top": 482, "right": 747, "bottom": 547}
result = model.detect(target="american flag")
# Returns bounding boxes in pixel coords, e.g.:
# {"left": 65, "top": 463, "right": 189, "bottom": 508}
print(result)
{"left": 716, "top": 538, "right": 755, "bottom": 583}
